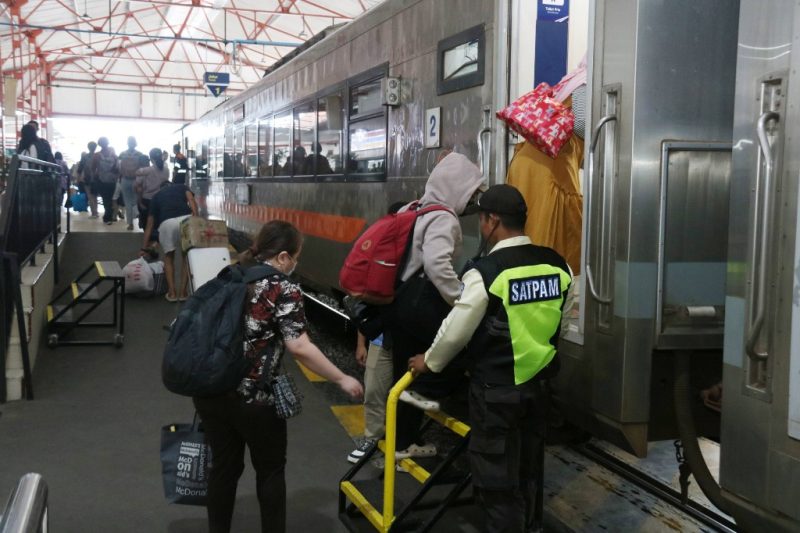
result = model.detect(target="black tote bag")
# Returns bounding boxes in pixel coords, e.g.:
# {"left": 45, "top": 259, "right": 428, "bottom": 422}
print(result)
{"left": 160, "top": 413, "right": 212, "bottom": 505}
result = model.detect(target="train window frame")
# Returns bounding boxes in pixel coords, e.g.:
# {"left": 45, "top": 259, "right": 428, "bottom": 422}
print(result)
{"left": 244, "top": 122, "right": 258, "bottom": 178}
{"left": 291, "top": 99, "right": 317, "bottom": 181}
{"left": 257, "top": 115, "right": 273, "bottom": 178}
{"left": 204, "top": 63, "right": 389, "bottom": 184}
{"left": 345, "top": 64, "right": 388, "bottom": 182}
{"left": 437, "top": 24, "right": 485, "bottom": 95}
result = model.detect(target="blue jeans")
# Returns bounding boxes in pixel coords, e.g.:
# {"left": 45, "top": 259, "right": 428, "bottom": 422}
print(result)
{"left": 120, "top": 178, "right": 138, "bottom": 225}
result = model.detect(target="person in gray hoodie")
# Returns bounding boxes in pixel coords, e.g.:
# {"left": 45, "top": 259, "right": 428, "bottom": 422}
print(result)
{"left": 390, "top": 152, "right": 484, "bottom": 458}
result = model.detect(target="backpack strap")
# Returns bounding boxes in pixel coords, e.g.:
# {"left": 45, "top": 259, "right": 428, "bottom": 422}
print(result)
{"left": 415, "top": 204, "right": 456, "bottom": 218}
{"left": 243, "top": 263, "right": 285, "bottom": 284}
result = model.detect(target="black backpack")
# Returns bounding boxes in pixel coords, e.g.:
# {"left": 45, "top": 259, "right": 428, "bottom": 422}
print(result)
{"left": 162, "top": 263, "right": 283, "bottom": 397}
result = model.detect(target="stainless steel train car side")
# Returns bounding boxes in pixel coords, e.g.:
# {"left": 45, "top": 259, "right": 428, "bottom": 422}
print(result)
{"left": 185, "top": 0, "right": 501, "bottom": 293}
{"left": 718, "top": 1, "right": 800, "bottom": 530}
{"left": 183, "top": 0, "right": 800, "bottom": 529}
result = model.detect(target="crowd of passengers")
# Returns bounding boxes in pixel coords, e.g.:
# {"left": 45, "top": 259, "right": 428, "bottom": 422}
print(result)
{"left": 12, "top": 57, "right": 586, "bottom": 533}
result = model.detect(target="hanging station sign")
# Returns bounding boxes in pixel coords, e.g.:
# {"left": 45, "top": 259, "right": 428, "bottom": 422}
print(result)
{"left": 203, "top": 72, "right": 230, "bottom": 97}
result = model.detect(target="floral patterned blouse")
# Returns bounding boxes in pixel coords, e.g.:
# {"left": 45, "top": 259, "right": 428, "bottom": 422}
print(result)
{"left": 236, "top": 269, "right": 306, "bottom": 405}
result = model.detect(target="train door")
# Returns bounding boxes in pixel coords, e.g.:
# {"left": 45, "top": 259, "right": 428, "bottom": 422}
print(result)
{"left": 552, "top": 1, "right": 738, "bottom": 456}
{"left": 719, "top": 2, "right": 800, "bottom": 530}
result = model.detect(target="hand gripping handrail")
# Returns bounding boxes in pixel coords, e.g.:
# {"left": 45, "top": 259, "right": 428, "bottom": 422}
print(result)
{"left": 585, "top": 114, "right": 617, "bottom": 305}
{"left": 745, "top": 111, "right": 779, "bottom": 362}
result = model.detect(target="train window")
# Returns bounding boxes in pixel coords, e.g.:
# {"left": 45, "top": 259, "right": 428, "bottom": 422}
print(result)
{"left": 223, "top": 127, "right": 234, "bottom": 177}
{"left": 245, "top": 124, "right": 258, "bottom": 177}
{"left": 214, "top": 136, "right": 223, "bottom": 178}
{"left": 290, "top": 101, "right": 315, "bottom": 177}
{"left": 258, "top": 116, "right": 273, "bottom": 177}
{"left": 234, "top": 127, "right": 245, "bottom": 177}
{"left": 437, "top": 24, "right": 485, "bottom": 95}
{"left": 317, "top": 93, "right": 344, "bottom": 174}
{"left": 347, "top": 115, "right": 386, "bottom": 175}
{"left": 273, "top": 110, "right": 292, "bottom": 176}
{"left": 350, "top": 78, "right": 383, "bottom": 119}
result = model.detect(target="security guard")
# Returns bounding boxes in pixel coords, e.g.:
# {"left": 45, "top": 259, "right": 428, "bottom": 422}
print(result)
{"left": 409, "top": 184, "right": 571, "bottom": 533}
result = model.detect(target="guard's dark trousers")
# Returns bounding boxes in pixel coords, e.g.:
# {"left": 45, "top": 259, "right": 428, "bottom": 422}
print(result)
{"left": 468, "top": 380, "right": 548, "bottom": 533}
{"left": 194, "top": 392, "right": 287, "bottom": 533}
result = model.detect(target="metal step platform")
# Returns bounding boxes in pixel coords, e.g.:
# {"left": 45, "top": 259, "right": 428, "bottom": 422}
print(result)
{"left": 339, "top": 372, "right": 475, "bottom": 533}
{"left": 46, "top": 260, "right": 126, "bottom": 347}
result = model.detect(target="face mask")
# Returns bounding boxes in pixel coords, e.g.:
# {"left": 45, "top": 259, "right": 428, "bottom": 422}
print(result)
{"left": 286, "top": 256, "right": 298, "bottom": 276}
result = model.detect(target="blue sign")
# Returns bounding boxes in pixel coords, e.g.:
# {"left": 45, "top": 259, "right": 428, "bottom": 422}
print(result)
{"left": 538, "top": 0, "right": 569, "bottom": 22}
{"left": 534, "top": 0, "right": 570, "bottom": 86}
{"left": 204, "top": 72, "right": 230, "bottom": 97}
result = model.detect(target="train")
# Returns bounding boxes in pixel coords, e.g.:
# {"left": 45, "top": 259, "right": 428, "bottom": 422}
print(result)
{"left": 181, "top": 0, "right": 800, "bottom": 530}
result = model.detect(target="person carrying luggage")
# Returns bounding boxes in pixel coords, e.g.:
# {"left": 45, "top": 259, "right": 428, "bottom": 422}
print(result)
{"left": 408, "top": 185, "right": 571, "bottom": 533}
{"left": 193, "top": 220, "right": 363, "bottom": 533}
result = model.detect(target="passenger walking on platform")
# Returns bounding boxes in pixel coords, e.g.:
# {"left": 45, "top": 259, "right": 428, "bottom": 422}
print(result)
{"left": 134, "top": 147, "right": 170, "bottom": 231}
{"left": 408, "top": 185, "right": 571, "bottom": 533}
{"left": 390, "top": 152, "right": 484, "bottom": 458}
{"left": 77, "top": 141, "right": 99, "bottom": 217}
{"left": 91, "top": 137, "right": 119, "bottom": 225}
{"left": 25, "top": 120, "right": 54, "bottom": 162}
{"left": 118, "top": 136, "right": 148, "bottom": 230}
{"left": 54, "top": 151, "right": 70, "bottom": 207}
{"left": 194, "top": 220, "right": 363, "bottom": 533}
{"left": 17, "top": 123, "right": 54, "bottom": 166}
{"left": 141, "top": 168, "right": 196, "bottom": 302}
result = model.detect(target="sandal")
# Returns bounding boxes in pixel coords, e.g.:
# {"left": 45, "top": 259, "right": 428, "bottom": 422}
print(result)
{"left": 165, "top": 294, "right": 178, "bottom": 302}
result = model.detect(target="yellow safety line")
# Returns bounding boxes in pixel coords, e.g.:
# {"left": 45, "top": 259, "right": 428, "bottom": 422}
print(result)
{"left": 329, "top": 405, "right": 365, "bottom": 438}
{"left": 46, "top": 305, "right": 53, "bottom": 322}
{"left": 71, "top": 282, "right": 80, "bottom": 300}
{"left": 95, "top": 261, "right": 105, "bottom": 277}
{"left": 340, "top": 481, "right": 387, "bottom": 532}
{"left": 383, "top": 371, "right": 415, "bottom": 526}
{"left": 295, "top": 361, "right": 326, "bottom": 382}
{"left": 378, "top": 441, "right": 430, "bottom": 484}
{"left": 425, "top": 410, "right": 471, "bottom": 438}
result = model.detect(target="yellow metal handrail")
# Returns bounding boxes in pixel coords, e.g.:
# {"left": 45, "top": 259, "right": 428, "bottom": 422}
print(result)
{"left": 382, "top": 370, "right": 416, "bottom": 529}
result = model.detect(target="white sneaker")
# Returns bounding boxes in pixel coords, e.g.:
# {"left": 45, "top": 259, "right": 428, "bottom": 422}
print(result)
{"left": 347, "top": 438, "right": 376, "bottom": 464}
{"left": 395, "top": 443, "right": 437, "bottom": 460}
{"left": 399, "top": 391, "right": 440, "bottom": 412}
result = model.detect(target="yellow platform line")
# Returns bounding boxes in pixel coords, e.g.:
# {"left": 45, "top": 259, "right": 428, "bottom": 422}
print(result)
{"left": 295, "top": 361, "right": 326, "bottom": 382}
{"left": 330, "top": 405, "right": 365, "bottom": 438}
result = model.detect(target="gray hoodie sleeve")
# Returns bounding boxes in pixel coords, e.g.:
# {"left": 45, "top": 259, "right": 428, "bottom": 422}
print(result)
{"left": 420, "top": 212, "right": 463, "bottom": 306}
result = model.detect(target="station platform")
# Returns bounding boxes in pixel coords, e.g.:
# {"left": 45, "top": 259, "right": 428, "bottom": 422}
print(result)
{"left": 0, "top": 226, "right": 725, "bottom": 532}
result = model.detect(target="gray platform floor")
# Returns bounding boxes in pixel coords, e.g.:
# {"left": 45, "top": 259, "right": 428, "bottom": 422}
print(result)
{"left": 0, "top": 232, "right": 353, "bottom": 532}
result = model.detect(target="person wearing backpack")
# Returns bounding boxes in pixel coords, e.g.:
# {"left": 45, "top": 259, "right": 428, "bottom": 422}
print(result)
{"left": 389, "top": 152, "right": 485, "bottom": 458}
{"left": 192, "top": 220, "right": 363, "bottom": 533}
{"left": 91, "top": 136, "right": 119, "bottom": 224}
{"left": 17, "top": 124, "right": 54, "bottom": 166}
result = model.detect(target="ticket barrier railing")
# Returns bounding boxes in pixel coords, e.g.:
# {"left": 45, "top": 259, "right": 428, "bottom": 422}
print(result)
{"left": 338, "top": 372, "right": 472, "bottom": 532}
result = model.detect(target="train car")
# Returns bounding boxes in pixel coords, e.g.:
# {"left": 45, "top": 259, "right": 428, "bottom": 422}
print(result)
{"left": 184, "top": 0, "right": 504, "bottom": 294}
{"left": 184, "top": 0, "right": 799, "bottom": 530}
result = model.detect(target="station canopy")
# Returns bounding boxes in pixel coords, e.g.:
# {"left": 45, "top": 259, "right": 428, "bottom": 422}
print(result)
{"left": 0, "top": 0, "right": 384, "bottom": 103}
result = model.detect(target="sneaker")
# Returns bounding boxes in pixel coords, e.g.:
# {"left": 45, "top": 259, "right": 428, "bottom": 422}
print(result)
{"left": 395, "top": 443, "right": 437, "bottom": 460}
{"left": 347, "top": 438, "right": 376, "bottom": 464}
{"left": 126, "top": 224, "right": 133, "bottom": 231}
{"left": 399, "top": 391, "right": 440, "bottom": 412}
{"left": 104, "top": 221, "right": 113, "bottom": 225}
{"left": 89, "top": 214, "right": 99, "bottom": 219}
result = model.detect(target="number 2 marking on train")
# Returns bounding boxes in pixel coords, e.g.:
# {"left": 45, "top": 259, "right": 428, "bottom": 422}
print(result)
{"left": 425, "top": 107, "right": 441, "bottom": 148}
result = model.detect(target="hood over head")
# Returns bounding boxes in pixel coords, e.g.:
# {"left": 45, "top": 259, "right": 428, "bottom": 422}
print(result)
{"left": 420, "top": 152, "right": 484, "bottom": 215}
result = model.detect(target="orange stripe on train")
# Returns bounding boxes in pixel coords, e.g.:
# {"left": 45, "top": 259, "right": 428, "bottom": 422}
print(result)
{"left": 220, "top": 201, "right": 367, "bottom": 243}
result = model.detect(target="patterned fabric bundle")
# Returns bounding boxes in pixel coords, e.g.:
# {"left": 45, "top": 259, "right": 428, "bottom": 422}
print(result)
{"left": 269, "top": 373, "right": 303, "bottom": 419}
{"left": 497, "top": 82, "right": 575, "bottom": 159}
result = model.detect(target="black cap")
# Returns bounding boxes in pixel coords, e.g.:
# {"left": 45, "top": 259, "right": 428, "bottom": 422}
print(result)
{"left": 477, "top": 184, "right": 527, "bottom": 216}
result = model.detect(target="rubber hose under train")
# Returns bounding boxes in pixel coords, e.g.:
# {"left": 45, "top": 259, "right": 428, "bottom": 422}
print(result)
{"left": 673, "top": 350, "right": 731, "bottom": 514}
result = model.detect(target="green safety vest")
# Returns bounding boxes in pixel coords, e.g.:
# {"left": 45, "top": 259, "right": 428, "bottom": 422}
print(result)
{"left": 468, "top": 243, "right": 571, "bottom": 386}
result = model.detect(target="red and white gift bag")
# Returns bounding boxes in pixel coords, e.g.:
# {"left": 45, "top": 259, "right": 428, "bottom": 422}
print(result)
{"left": 496, "top": 82, "right": 575, "bottom": 159}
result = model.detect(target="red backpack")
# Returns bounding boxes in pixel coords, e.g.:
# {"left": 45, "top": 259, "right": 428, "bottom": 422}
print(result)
{"left": 339, "top": 202, "right": 453, "bottom": 304}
